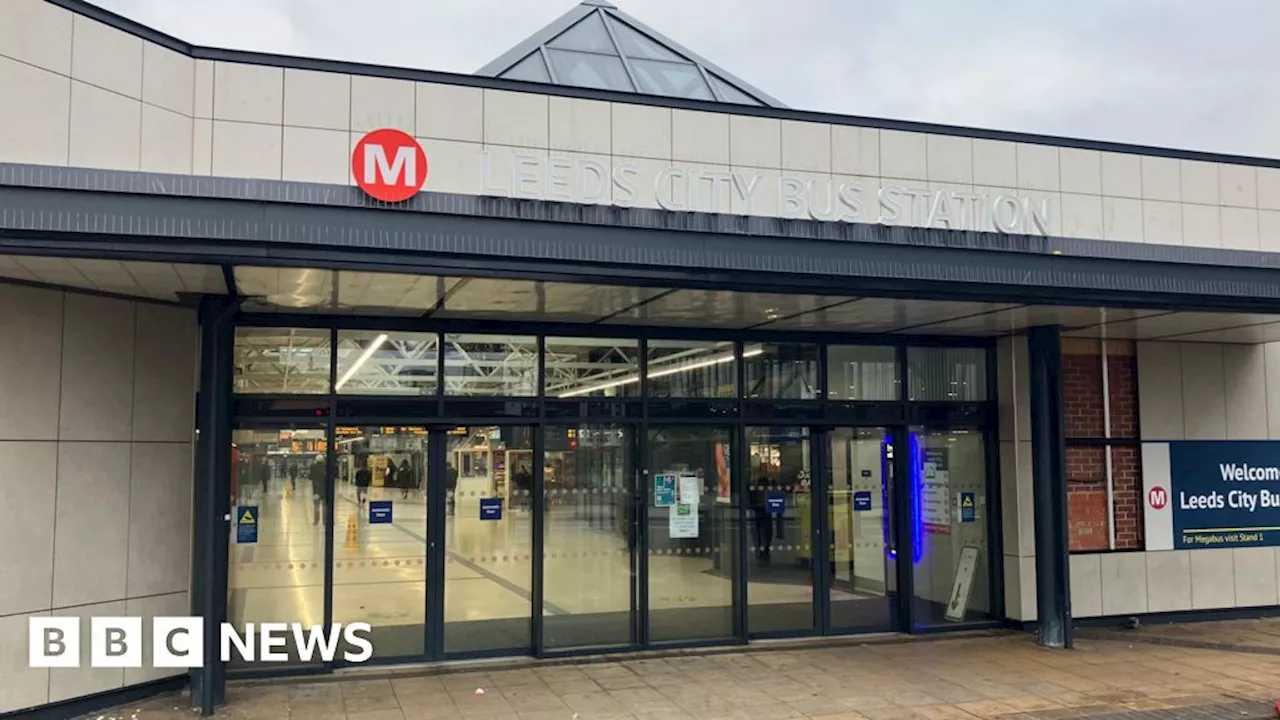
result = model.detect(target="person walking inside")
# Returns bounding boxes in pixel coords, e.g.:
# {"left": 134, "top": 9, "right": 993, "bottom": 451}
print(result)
{"left": 354, "top": 456, "right": 372, "bottom": 506}
{"left": 308, "top": 456, "right": 325, "bottom": 525}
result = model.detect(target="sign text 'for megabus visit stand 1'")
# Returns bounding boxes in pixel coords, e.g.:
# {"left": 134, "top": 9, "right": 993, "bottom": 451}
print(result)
{"left": 349, "top": 129, "right": 1051, "bottom": 235}
{"left": 1143, "top": 441, "right": 1280, "bottom": 550}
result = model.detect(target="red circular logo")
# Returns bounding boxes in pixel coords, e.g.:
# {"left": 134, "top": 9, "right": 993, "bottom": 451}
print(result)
{"left": 351, "top": 128, "right": 427, "bottom": 203}
{"left": 1148, "top": 486, "right": 1168, "bottom": 510}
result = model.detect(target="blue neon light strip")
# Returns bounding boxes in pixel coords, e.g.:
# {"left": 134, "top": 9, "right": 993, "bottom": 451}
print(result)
{"left": 882, "top": 432, "right": 924, "bottom": 564}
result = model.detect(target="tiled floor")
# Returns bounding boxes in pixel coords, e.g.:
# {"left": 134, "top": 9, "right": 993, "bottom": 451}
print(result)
{"left": 78, "top": 631, "right": 1280, "bottom": 720}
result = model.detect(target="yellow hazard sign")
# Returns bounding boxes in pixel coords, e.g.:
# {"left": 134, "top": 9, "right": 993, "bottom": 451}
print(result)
{"left": 961, "top": 495, "right": 974, "bottom": 508}
{"left": 240, "top": 509, "right": 256, "bottom": 524}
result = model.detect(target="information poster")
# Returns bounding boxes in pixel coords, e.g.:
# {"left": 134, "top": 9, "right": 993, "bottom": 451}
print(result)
{"left": 669, "top": 502, "right": 699, "bottom": 538}
{"left": 654, "top": 473, "right": 677, "bottom": 508}
{"left": 678, "top": 473, "right": 701, "bottom": 505}
{"left": 1163, "top": 441, "right": 1280, "bottom": 549}
{"left": 922, "top": 447, "right": 951, "bottom": 534}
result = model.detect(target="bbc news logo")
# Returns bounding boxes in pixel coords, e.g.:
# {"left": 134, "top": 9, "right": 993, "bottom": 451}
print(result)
{"left": 29, "top": 618, "right": 373, "bottom": 668}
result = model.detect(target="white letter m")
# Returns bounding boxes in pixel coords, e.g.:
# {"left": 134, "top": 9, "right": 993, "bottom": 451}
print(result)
{"left": 364, "top": 144, "right": 416, "bottom": 187}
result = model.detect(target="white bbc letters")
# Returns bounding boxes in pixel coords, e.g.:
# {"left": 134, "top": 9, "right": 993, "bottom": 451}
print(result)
{"left": 91, "top": 617, "right": 143, "bottom": 668}
{"left": 154, "top": 617, "right": 204, "bottom": 668}
{"left": 28, "top": 617, "right": 80, "bottom": 668}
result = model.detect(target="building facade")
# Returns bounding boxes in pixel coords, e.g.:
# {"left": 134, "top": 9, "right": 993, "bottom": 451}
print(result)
{"left": 3, "top": 0, "right": 1280, "bottom": 716}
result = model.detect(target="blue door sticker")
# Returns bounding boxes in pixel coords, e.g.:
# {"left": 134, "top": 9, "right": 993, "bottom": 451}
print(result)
{"left": 236, "top": 506, "right": 258, "bottom": 543}
{"left": 853, "top": 491, "right": 872, "bottom": 511}
{"left": 480, "top": 497, "right": 503, "bottom": 521}
{"left": 369, "top": 500, "right": 393, "bottom": 524}
{"left": 765, "top": 492, "right": 785, "bottom": 515}
{"left": 959, "top": 492, "right": 976, "bottom": 523}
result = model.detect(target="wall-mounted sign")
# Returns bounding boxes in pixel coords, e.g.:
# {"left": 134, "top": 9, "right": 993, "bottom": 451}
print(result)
{"left": 669, "top": 502, "right": 698, "bottom": 538}
{"left": 480, "top": 152, "right": 1051, "bottom": 236}
{"left": 922, "top": 447, "right": 951, "bottom": 534}
{"left": 352, "top": 128, "right": 428, "bottom": 203}
{"left": 853, "top": 491, "right": 873, "bottom": 512}
{"left": 654, "top": 473, "right": 677, "bottom": 508}
{"left": 959, "top": 492, "right": 977, "bottom": 523}
{"left": 1144, "top": 441, "right": 1280, "bottom": 550}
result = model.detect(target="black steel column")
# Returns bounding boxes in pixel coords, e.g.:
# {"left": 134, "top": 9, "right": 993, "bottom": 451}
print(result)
{"left": 1027, "top": 325, "right": 1072, "bottom": 648}
{"left": 191, "top": 296, "right": 238, "bottom": 715}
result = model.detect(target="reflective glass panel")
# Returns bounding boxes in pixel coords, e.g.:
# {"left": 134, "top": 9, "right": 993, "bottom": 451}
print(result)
{"left": 443, "top": 334, "right": 538, "bottom": 397}
{"left": 827, "top": 345, "right": 899, "bottom": 401}
{"left": 548, "top": 12, "right": 618, "bottom": 54}
{"left": 545, "top": 337, "right": 640, "bottom": 398}
{"left": 646, "top": 426, "right": 738, "bottom": 642}
{"left": 227, "top": 426, "right": 328, "bottom": 667}
{"left": 907, "top": 347, "right": 988, "bottom": 401}
{"left": 743, "top": 343, "right": 819, "bottom": 399}
{"left": 543, "top": 424, "right": 636, "bottom": 650}
{"left": 630, "top": 58, "right": 713, "bottom": 100}
{"left": 234, "top": 327, "right": 332, "bottom": 395}
{"left": 709, "top": 74, "right": 762, "bottom": 105}
{"left": 910, "top": 427, "right": 992, "bottom": 626}
{"left": 746, "top": 427, "right": 814, "bottom": 635}
{"left": 828, "top": 427, "right": 895, "bottom": 631}
{"left": 336, "top": 331, "right": 439, "bottom": 396}
{"left": 609, "top": 19, "right": 682, "bottom": 61}
{"left": 332, "top": 426, "right": 429, "bottom": 659}
{"left": 546, "top": 49, "right": 634, "bottom": 92}
{"left": 646, "top": 340, "right": 737, "bottom": 398}
{"left": 444, "top": 426, "right": 534, "bottom": 654}
{"left": 502, "top": 52, "right": 551, "bottom": 83}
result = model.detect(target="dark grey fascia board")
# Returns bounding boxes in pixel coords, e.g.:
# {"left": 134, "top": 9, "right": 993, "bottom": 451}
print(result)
{"left": 474, "top": 3, "right": 599, "bottom": 77}
{"left": 51, "top": 0, "right": 1280, "bottom": 168}
{"left": 5, "top": 162, "right": 1280, "bottom": 275}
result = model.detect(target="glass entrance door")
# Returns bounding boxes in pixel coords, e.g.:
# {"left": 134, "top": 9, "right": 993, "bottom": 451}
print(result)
{"left": 824, "top": 427, "right": 896, "bottom": 633}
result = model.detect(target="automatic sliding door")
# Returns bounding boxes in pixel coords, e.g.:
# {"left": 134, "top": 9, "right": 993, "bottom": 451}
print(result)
{"left": 331, "top": 426, "right": 429, "bottom": 660}
{"left": 745, "top": 426, "right": 815, "bottom": 636}
{"left": 541, "top": 424, "right": 638, "bottom": 651}
{"left": 442, "top": 425, "right": 534, "bottom": 655}
{"left": 826, "top": 427, "right": 895, "bottom": 633}
{"left": 645, "top": 426, "right": 739, "bottom": 643}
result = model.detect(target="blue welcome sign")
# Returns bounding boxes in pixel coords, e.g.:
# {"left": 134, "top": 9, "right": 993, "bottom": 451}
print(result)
{"left": 1166, "top": 441, "right": 1280, "bottom": 549}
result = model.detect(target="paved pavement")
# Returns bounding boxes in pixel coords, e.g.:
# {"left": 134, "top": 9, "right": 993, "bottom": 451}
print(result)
{"left": 77, "top": 624, "right": 1280, "bottom": 720}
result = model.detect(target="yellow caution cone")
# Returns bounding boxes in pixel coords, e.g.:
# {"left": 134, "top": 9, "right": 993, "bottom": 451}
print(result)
{"left": 345, "top": 514, "right": 358, "bottom": 548}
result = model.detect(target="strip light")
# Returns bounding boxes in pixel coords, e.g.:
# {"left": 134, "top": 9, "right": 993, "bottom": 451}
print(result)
{"left": 334, "top": 333, "right": 389, "bottom": 391}
{"left": 559, "top": 346, "right": 763, "bottom": 398}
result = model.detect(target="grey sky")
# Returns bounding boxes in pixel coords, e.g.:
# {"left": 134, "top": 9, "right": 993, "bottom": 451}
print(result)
{"left": 93, "top": 0, "right": 1280, "bottom": 158}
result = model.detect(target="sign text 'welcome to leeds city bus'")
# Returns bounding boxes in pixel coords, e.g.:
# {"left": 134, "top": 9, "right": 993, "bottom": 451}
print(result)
{"left": 29, "top": 618, "right": 373, "bottom": 668}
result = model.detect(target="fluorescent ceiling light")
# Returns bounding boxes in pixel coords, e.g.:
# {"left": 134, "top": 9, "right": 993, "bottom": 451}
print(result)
{"left": 335, "top": 333, "right": 389, "bottom": 391}
{"left": 559, "top": 346, "right": 763, "bottom": 398}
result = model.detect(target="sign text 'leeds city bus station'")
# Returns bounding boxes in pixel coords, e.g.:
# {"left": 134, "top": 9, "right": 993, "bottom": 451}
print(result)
{"left": 480, "top": 152, "right": 1052, "bottom": 236}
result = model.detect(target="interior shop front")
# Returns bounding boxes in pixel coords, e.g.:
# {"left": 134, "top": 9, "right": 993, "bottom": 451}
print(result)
{"left": 226, "top": 317, "right": 1000, "bottom": 666}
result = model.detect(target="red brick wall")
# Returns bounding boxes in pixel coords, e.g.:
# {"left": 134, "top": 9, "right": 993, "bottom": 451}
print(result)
{"left": 1062, "top": 339, "right": 1143, "bottom": 551}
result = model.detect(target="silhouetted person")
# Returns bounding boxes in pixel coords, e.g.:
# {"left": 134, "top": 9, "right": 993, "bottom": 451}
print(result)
{"left": 355, "top": 457, "right": 372, "bottom": 506}
{"left": 446, "top": 462, "right": 458, "bottom": 515}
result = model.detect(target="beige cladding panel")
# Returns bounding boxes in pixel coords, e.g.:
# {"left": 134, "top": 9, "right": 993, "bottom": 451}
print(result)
{"left": 0, "top": 1, "right": 1279, "bottom": 250}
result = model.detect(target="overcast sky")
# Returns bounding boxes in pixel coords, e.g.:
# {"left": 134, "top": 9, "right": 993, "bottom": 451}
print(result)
{"left": 93, "top": 0, "right": 1280, "bottom": 158}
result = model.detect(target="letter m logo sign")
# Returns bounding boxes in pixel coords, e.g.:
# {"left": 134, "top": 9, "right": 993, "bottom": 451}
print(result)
{"left": 352, "top": 129, "right": 428, "bottom": 203}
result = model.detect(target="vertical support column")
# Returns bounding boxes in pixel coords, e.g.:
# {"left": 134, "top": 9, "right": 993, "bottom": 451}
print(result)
{"left": 190, "top": 296, "right": 237, "bottom": 715}
{"left": 1027, "top": 325, "right": 1072, "bottom": 648}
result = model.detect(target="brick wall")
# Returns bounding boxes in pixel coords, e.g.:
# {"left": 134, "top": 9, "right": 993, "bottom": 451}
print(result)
{"left": 1062, "top": 338, "right": 1142, "bottom": 551}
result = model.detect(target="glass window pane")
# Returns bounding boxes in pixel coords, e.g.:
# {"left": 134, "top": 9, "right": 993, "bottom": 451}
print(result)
{"left": 234, "top": 327, "right": 331, "bottom": 395}
{"left": 546, "top": 49, "right": 634, "bottom": 92}
{"left": 548, "top": 12, "right": 618, "bottom": 54}
{"left": 630, "top": 58, "right": 713, "bottom": 100}
{"left": 907, "top": 347, "right": 988, "bottom": 401}
{"left": 746, "top": 427, "right": 813, "bottom": 635}
{"left": 646, "top": 340, "right": 737, "bottom": 398}
{"left": 743, "top": 343, "right": 819, "bottom": 399}
{"left": 828, "top": 345, "right": 899, "bottom": 401}
{"left": 609, "top": 18, "right": 682, "bottom": 61}
{"left": 444, "top": 425, "right": 534, "bottom": 654}
{"left": 828, "top": 427, "right": 895, "bottom": 631}
{"left": 227, "top": 426, "right": 328, "bottom": 667}
{"left": 443, "top": 334, "right": 538, "bottom": 397}
{"left": 543, "top": 424, "right": 635, "bottom": 650}
{"left": 709, "top": 74, "right": 762, "bottom": 105}
{"left": 332, "top": 426, "right": 429, "bottom": 659}
{"left": 545, "top": 337, "right": 640, "bottom": 398}
{"left": 501, "top": 52, "right": 551, "bottom": 83}
{"left": 910, "top": 427, "right": 992, "bottom": 626}
{"left": 336, "top": 331, "right": 438, "bottom": 396}
{"left": 647, "top": 426, "right": 738, "bottom": 642}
